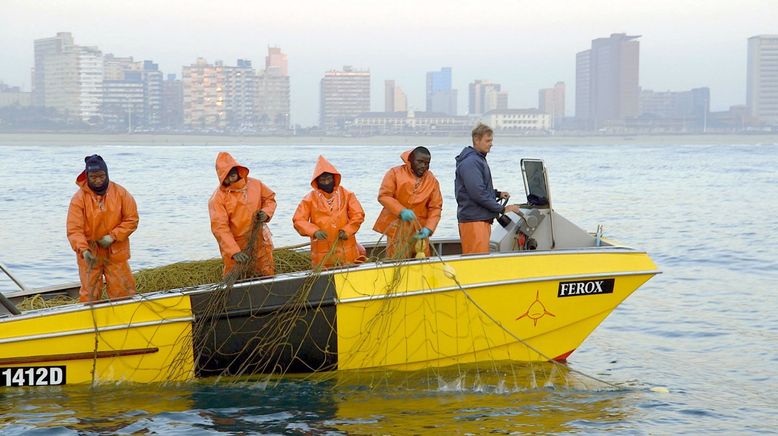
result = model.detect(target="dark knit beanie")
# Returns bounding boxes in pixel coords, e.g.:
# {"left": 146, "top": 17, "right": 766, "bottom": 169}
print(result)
{"left": 85, "top": 154, "right": 108, "bottom": 174}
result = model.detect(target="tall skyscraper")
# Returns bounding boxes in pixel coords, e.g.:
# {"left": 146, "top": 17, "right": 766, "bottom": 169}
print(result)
{"left": 33, "top": 32, "right": 74, "bottom": 107}
{"left": 34, "top": 32, "right": 104, "bottom": 123}
{"left": 426, "top": 67, "right": 457, "bottom": 115}
{"left": 538, "top": 81, "right": 565, "bottom": 128}
{"left": 575, "top": 33, "right": 640, "bottom": 129}
{"left": 469, "top": 80, "right": 507, "bottom": 114}
{"left": 320, "top": 66, "right": 370, "bottom": 130}
{"left": 265, "top": 47, "right": 288, "bottom": 77}
{"left": 747, "top": 35, "right": 778, "bottom": 125}
{"left": 384, "top": 80, "right": 407, "bottom": 112}
{"left": 182, "top": 58, "right": 226, "bottom": 129}
{"left": 257, "top": 47, "right": 291, "bottom": 130}
{"left": 161, "top": 74, "right": 183, "bottom": 128}
{"left": 222, "top": 59, "right": 257, "bottom": 129}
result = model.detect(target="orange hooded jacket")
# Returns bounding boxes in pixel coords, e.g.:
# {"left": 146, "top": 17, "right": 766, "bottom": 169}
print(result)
{"left": 293, "top": 155, "right": 365, "bottom": 268}
{"left": 67, "top": 173, "right": 139, "bottom": 262}
{"left": 208, "top": 152, "right": 276, "bottom": 275}
{"left": 373, "top": 150, "right": 443, "bottom": 239}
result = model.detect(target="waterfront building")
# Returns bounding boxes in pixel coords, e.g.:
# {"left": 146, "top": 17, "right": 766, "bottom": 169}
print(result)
{"left": 538, "top": 82, "right": 565, "bottom": 128}
{"left": 426, "top": 67, "right": 457, "bottom": 115}
{"left": 482, "top": 109, "right": 550, "bottom": 131}
{"left": 182, "top": 58, "right": 226, "bottom": 130}
{"left": 469, "top": 80, "right": 507, "bottom": 115}
{"left": 384, "top": 80, "right": 408, "bottom": 112}
{"left": 320, "top": 66, "right": 370, "bottom": 131}
{"left": 747, "top": 35, "right": 778, "bottom": 126}
{"left": 161, "top": 74, "right": 183, "bottom": 128}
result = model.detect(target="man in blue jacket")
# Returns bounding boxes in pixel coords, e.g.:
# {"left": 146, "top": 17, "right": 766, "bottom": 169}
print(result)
{"left": 455, "top": 123, "right": 520, "bottom": 254}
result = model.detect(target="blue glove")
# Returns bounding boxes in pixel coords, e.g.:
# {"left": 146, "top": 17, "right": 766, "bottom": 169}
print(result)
{"left": 414, "top": 227, "right": 432, "bottom": 240}
{"left": 399, "top": 209, "right": 416, "bottom": 222}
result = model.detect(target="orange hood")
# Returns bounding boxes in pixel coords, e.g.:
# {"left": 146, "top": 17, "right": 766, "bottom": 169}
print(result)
{"left": 215, "top": 152, "right": 250, "bottom": 186}
{"left": 310, "top": 155, "right": 342, "bottom": 190}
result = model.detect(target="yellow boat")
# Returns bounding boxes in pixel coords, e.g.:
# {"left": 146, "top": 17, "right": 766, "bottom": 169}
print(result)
{"left": 0, "top": 159, "right": 659, "bottom": 386}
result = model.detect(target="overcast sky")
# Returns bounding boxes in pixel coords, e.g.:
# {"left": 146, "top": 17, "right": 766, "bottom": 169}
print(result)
{"left": 1, "top": 0, "right": 775, "bottom": 126}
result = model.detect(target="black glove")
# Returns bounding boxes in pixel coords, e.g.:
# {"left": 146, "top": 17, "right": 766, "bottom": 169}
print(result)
{"left": 338, "top": 230, "right": 348, "bottom": 240}
{"left": 255, "top": 210, "right": 268, "bottom": 222}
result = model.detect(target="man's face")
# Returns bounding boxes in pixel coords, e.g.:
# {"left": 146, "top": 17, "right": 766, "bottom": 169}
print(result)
{"left": 410, "top": 153, "right": 431, "bottom": 178}
{"left": 473, "top": 133, "right": 493, "bottom": 154}
{"left": 317, "top": 173, "right": 334, "bottom": 187}
{"left": 223, "top": 168, "right": 239, "bottom": 186}
{"left": 87, "top": 170, "right": 107, "bottom": 187}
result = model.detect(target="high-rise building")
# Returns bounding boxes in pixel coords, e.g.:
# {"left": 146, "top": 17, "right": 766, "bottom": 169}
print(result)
{"left": 256, "top": 47, "right": 291, "bottom": 131}
{"left": 469, "top": 80, "right": 507, "bottom": 115}
{"left": 265, "top": 47, "right": 288, "bottom": 77}
{"left": 141, "top": 61, "right": 163, "bottom": 128}
{"left": 102, "top": 72, "right": 144, "bottom": 130}
{"left": 182, "top": 58, "right": 226, "bottom": 130}
{"left": 223, "top": 59, "right": 257, "bottom": 129}
{"left": 320, "top": 66, "right": 370, "bottom": 131}
{"left": 161, "top": 74, "right": 183, "bottom": 128}
{"left": 33, "top": 32, "right": 74, "bottom": 107}
{"left": 747, "top": 35, "right": 778, "bottom": 126}
{"left": 575, "top": 33, "right": 640, "bottom": 129}
{"left": 384, "top": 80, "right": 407, "bottom": 112}
{"left": 34, "top": 33, "right": 104, "bottom": 123}
{"left": 538, "top": 81, "right": 565, "bottom": 128}
{"left": 426, "top": 67, "right": 457, "bottom": 115}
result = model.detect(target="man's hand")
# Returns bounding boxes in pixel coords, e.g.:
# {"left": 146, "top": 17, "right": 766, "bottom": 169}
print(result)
{"left": 97, "top": 235, "right": 114, "bottom": 248}
{"left": 503, "top": 204, "right": 521, "bottom": 214}
{"left": 338, "top": 230, "right": 349, "bottom": 240}
{"left": 82, "top": 250, "right": 97, "bottom": 268}
{"left": 399, "top": 209, "right": 416, "bottom": 222}
{"left": 414, "top": 227, "right": 432, "bottom": 240}
{"left": 233, "top": 251, "right": 250, "bottom": 263}
{"left": 313, "top": 230, "right": 328, "bottom": 240}
{"left": 498, "top": 191, "right": 511, "bottom": 200}
{"left": 255, "top": 210, "right": 268, "bottom": 222}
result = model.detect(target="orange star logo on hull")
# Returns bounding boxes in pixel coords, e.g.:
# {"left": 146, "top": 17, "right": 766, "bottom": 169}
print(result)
{"left": 516, "top": 290, "right": 555, "bottom": 327}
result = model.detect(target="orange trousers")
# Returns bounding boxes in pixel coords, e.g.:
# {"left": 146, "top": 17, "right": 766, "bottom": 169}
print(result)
{"left": 458, "top": 221, "right": 492, "bottom": 255}
{"left": 77, "top": 253, "right": 136, "bottom": 302}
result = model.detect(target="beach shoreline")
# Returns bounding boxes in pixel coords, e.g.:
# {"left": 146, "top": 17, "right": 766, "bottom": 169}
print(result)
{"left": 0, "top": 132, "right": 777, "bottom": 146}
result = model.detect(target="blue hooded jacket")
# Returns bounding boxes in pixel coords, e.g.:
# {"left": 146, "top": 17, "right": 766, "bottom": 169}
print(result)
{"left": 454, "top": 146, "right": 503, "bottom": 222}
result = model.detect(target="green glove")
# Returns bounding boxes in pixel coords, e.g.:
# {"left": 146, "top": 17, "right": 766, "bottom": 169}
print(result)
{"left": 255, "top": 210, "right": 268, "bottom": 222}
{"left": 83, "top": 250, "right": 97, "bottom": 267}
{"left": 313, "top": 230, "right": 328, "bottom": 240}
{"left": 233, "top": 252, "right": 250, "bottom": 263}
{"left": 97, "top": 235, "right": 114, "bottom": 248}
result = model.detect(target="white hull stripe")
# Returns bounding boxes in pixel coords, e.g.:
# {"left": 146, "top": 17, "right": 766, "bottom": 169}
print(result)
{"left": 0, "top": 316, "right": 193, "bottom": 345}
{"left": 338, "top": 270, "right": 661, "bottom": 304}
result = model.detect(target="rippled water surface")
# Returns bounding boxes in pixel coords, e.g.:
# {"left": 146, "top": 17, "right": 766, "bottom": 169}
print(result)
{"left": 1, "top": 137, "right": 777, "bottom": 434}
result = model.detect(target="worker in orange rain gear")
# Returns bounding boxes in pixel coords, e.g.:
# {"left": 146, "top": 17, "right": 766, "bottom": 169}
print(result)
{"left": 208, "top": 152, "right": 277, "bottom": 277}
{"left": 67, "top": 154, "right": 139, "bottom": 302}
{"left": 293, "top": 155, "right": 366, "bottom": 269}
{"left": 373, "top": 146, "right": 443, "bottom": 258}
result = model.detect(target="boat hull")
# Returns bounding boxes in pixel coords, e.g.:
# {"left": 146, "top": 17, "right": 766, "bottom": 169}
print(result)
{"left": 0, "top": 247, "right": 658, "bottom": 386}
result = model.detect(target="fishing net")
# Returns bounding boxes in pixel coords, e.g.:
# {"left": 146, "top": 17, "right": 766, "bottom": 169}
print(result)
{"left": 17, "top": 215, "right": 617, "bottom": 393}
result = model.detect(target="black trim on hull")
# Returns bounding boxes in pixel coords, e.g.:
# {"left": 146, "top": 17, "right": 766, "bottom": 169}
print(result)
{"left": 190, "top": 274, "right": 339, "bottom": 376}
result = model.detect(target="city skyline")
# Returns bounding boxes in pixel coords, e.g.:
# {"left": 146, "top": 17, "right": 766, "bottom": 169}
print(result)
{"left": 1, "top": 0, "right": 775, "bottom": 126}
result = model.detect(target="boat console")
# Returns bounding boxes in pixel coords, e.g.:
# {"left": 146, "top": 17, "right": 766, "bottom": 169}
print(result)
{"left": 490, "top": 159, "right": 605, "bottom": 253}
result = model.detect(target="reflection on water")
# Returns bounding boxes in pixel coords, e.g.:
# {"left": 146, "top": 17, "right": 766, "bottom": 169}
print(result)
{"left": 0, "top": 364, "right": 634, "bottom": 434}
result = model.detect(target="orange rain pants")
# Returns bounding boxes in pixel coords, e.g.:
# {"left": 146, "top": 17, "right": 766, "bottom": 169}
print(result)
{"left": 458, "top": 221, "right": 492, "bottom": 255}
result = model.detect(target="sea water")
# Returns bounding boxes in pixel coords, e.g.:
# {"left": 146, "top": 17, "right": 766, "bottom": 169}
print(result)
{"left": 0, "top": 137, "right": 776, "bottom": 434}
